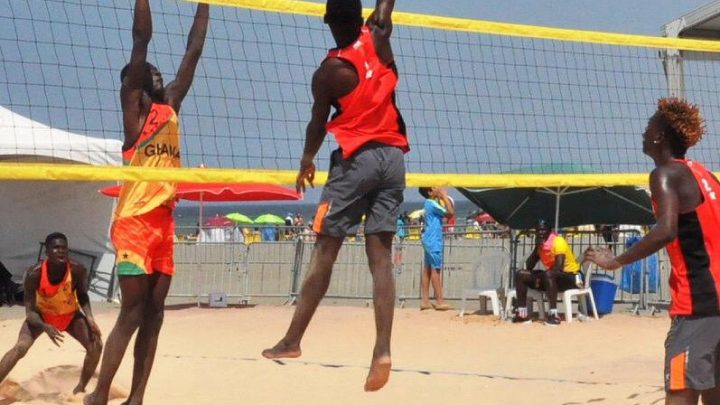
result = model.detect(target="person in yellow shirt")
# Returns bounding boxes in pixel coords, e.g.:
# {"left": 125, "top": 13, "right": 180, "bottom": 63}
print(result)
{"left": 512, "top": 220, "right": 581, "bottom": 325}
{"left": 85, "top": 1, "right": 209, "bottom": 404}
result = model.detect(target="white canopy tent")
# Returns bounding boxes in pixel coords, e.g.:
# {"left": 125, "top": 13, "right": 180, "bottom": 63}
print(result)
{"left": 662, "top": 1, "right": 720, "bottom": 97}
{"left": 0, "top": 106, "right": 122, "bottom": 296}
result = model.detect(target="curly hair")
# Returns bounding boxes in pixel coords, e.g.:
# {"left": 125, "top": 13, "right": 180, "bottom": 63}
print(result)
{"left": 655, "top": 97, "right": 705, "bottom": 156}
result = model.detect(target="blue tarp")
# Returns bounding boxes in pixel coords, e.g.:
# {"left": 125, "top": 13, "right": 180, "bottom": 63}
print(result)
{"left": 620, "top": 236, "right": 660, "bottom": 293}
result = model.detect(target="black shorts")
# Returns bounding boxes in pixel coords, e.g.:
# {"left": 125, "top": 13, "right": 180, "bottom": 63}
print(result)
{"left": 664, "top": 316, "right": 720, "bottom": 392}
{"left": 313, "top": 143, "right": 405, "bottom": 238}
{"left": 528, "top": 270, "right": 579, "bottom": 291}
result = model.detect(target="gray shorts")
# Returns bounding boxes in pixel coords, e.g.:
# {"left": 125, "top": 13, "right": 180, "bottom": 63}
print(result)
{"left": 664, "top": 316, "right": 720, "bottom": 392}
{"left": 313, "top": 143, "right": 405, "bottom": 238}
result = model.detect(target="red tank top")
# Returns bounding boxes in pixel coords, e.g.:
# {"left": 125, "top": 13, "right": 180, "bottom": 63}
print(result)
{"left": 660, "top": 159, "right": 720, "bottom": 316}
{"left": 324, "top": 25, "right": 409, "bottom": 159}
{"left": 36, "top": 260, "right": 80, "bottom": 331}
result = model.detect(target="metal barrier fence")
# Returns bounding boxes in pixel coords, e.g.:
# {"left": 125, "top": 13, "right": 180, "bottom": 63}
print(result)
{"left": 172, "top": 241, "right": 250, "bottom": 303}
{"left": 169, "top": 230, "right": 511, "bottom": 306}
{"left": 165, "top": 228, "right": 672, "bottom": 313}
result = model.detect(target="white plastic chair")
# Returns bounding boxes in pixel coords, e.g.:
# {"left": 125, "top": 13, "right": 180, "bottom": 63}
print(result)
{"left": 460, "top": 249, "right": 509, "bottom": 318}
{"left": 505, "top": 288, "right": 546, "bottom": 319}
{"left": 506, "top": 263, "right": 599, "bottom": 323}
{"left": 562, "top": 262, "right": 599, "bottom": 323}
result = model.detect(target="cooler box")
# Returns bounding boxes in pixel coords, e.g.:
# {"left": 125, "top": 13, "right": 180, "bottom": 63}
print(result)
{"left": 589, "top": 274, "right": 617, "bottom": 315}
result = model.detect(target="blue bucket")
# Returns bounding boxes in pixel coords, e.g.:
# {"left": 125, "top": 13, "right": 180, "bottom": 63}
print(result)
{"left": 590, "top": 274, "right": 617, "bottom": 315}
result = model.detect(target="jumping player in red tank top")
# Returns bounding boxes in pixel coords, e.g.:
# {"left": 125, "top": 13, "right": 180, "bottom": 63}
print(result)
{"left": 262, "top": 0, "right": 406, "bottom": 392}
{"left": 586, "top": 98, "right": 720, "bottom": 404}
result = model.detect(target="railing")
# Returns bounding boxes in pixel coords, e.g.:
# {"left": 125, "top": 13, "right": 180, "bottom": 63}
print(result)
{"left": 108, "top": 226, "right": 669, "bottom": 314}
{"left": 168, "top": 230, "right": 513, "bottom": 306}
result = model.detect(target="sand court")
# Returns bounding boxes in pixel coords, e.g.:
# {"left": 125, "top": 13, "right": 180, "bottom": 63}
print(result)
{"left": 0, "top": 365, "right": 126, "bottom": 405}
{"left": 0, "top": 304, "right": 670, "bottom": 404}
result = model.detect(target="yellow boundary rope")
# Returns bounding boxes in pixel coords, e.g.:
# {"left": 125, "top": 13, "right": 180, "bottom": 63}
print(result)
{"left": 0, "top": 163, "right": 652, "bottom": 187}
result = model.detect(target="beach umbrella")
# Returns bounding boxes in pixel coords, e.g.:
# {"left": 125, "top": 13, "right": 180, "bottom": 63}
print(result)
{"left": 254, "top": 214, "right": 286, "bottom": 225}
{"left": 100, "top": 183, "right": 299, "bottom": 202}
{"left": 204, "top": 214, "right": 232, "bottom": 228}
{"left": 407, "top": 209, "right": 424, "bottom": 220}
{"left": 459, "top": 186, "right": 654, "bottom": 230}
{"left": 175, "top": 183, "right": 299, "bottom": 202}
{"left": 457, "top": 164, "right": 654, "bottom": 230}
{"left": 99, "top": 182, "right": 300, "bottom": 232}
{"left": 226, "top": 213, "right": 254, "bottom": 224}
{"left": 476, "top": 212, "right": 495, "bottom": 223}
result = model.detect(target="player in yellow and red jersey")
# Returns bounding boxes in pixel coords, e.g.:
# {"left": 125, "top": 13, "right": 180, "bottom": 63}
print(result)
{"left": 0, "top": 233, "right": 102, "bottom": 395}
{"left": 85, "top": 1, "right": 209, "bottom": 404}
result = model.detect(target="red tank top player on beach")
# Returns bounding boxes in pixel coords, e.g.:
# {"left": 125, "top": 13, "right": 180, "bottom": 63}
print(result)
{"left": 659, "top": 159, "right": 720, "bottom": 316}
{"left": 36, "top": 260, "right": 80, "bottom": 332}
{"left": 325, "top": 25, "right": 409, "bottom": 159}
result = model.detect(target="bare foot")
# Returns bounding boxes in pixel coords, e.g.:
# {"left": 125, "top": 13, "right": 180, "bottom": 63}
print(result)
{"left": 261, "top": 340, "right": 301, "bottom": 359}
{"left": 83, "top": 392, "right": 106, "bottom": 405}
{"left": 364, "top": 355, "right": 391, "bottom": 392}
{"left": 73, "top": 383, "right": 85, "bottom": 395}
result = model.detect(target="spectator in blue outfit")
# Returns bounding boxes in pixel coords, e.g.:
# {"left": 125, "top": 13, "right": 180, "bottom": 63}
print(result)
{"left": 395, "top": 215, "right": 407, "bottom": 241}
{"left": 419, "top": 187, "right": 455, "bottom": 311}
{"left": 261, "top": 226, "right": 278, "bottom": 242}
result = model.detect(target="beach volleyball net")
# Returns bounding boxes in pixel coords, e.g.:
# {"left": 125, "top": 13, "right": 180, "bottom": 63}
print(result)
{"left": 2, "top": 0, "right": 720, "bottom": 186}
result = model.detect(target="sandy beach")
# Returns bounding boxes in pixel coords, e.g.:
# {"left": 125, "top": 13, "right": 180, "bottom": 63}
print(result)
{"left": 0, "top": 303, "right": 669, "bottom": 405}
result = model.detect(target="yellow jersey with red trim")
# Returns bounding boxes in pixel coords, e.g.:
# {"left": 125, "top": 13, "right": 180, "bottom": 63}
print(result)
{"left": 114, "top": 103, "right": 180, "bottom": 220}
{"left": 538, "top": 233, "right": 580, "bottom": 273}
{"left": 36, "top": 260, "right": 80, "bottom": 321}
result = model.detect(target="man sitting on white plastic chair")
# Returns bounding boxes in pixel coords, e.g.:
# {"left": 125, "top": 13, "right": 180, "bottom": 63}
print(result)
{"left": 512, "top": 220, "right": 582, "bottom": 325}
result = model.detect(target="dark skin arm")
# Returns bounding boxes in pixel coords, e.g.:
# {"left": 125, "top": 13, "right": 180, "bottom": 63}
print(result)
{"left": 550, "top": 254, "right": 566, "bottom": 273}
{"left": 71, "top": 261, "right": 101, "bottom": 339}
{"left": 585, "top": 164, "right": 697, "bottom": 269}
{"left": 367, "top": 0, "right": 395, "bottom": 65}
{"left": 164, "top": 3, "right": 209, "bottom": 113}
{"left": 296, "top": 59, "right": 358, "bottom": 194}
{"left": 525, "top": 250, "right": 540, "bottom": 271}
{"left": 24, "top": 266, "right": 64, "bottom": 347}
{"left": 120, "top": 0, "right": 152, "bottom": 151}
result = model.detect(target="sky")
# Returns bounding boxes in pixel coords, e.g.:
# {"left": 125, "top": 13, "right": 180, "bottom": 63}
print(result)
{"left": 369, "top": 0, "right": 709, "bottom": 36}
{"left": 1, "top": 0, "right": 718, "bottom": 205}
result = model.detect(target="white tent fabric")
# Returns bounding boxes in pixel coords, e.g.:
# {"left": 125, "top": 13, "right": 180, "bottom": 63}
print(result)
{"left": 0, "top": 106, "right": 121, "bottom": 165}
{"left": 0, "top": 107, "right": 122, "bottom": 286}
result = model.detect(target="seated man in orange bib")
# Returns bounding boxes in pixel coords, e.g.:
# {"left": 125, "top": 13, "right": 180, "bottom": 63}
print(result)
{"left": 0, "top": 232, "right": 102, "bottom": 395}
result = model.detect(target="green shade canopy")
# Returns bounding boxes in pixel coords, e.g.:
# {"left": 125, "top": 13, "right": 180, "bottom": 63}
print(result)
{"left": 254, "top": 214, "right": 286, "bottom": 225}
{"left": 226, "top": 213, "right": 254, "bottom": 224}
{"left": 457, "top": 164, "right": 655, "bottom": 230}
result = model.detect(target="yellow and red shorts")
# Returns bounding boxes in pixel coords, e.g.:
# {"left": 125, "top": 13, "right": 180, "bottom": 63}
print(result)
{"left": 112, "top": 205, "right": 175, "bottom": 276}
{"left": 41, "top": 311, "right": 77, "bottom": 332}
